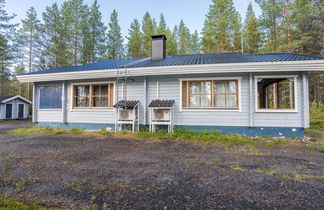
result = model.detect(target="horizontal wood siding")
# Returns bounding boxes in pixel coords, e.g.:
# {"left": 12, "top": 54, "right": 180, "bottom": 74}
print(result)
{"left": 147, "top": 73, "right": 249, "bottom": 127}
{"left": 37, "top": 110, "right": 62, "bottom": 122}
{"left": 35, "top": 71, "right": 307, "bottom": 128}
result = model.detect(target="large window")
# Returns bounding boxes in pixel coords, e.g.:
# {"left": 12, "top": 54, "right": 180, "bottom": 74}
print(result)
{"left": 182, "top": 79, "right": 239, "bottom": 109}
{"left": 72, "top": 83, "right": 114, "bottom": 108}
{"left": 257, "top": 77, "right": 296, "bottom": 110}
{"left": 39, "top": 85, "right": 62, "bottom": 109}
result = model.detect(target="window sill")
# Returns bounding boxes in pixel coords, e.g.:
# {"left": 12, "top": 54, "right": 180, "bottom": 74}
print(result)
{"left": 37, "top": 109, "right": 62, "bottom": 111}
{"left": 255, "top": 109, "right": 298, "bottom": 113}
{"left": 181, "top": 108, "right": 240, "bottom": 112}
{"left": 70, "top": 108, "right": 114, "bottom": 112}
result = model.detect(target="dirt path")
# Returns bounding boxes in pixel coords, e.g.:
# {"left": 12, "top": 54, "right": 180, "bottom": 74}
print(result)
{"left": 0, "top": 122, "right": 323, "bottom": 209}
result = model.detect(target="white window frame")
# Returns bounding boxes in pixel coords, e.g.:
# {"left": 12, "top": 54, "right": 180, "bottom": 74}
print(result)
{"left": 17, "top": 103, "right": 25, "bottom": 118}
{"left": 179, "top": 77, "right": 242, "bottom": 112}
{"left": 70, "top": 81, "right": 116, "bottom": 112}
{"left": 37, "top": 84, "right": 63, "bottom": 111}
{"left": 254, "top": 75, "right": 298, "bottom": 113}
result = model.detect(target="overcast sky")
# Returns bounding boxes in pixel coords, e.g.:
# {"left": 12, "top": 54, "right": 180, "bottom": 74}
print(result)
{"left": 6, "top": 0, "right": 261, "bottom": 36}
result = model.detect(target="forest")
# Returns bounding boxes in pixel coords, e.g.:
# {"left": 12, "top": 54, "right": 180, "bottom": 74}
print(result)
{"left": 0, "top": 0, "right": 323, "bottom": 101}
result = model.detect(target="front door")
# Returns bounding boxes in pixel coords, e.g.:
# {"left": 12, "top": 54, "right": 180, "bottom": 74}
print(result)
{"left": 18, "top": 104, "right": 24, "bottom": 118}
{"left": 5, "top": 104, "right": 12, "bottom": 119}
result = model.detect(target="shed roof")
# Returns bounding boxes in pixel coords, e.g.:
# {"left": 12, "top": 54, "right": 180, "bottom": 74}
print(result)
{"left": 21, "top": 52, "right": 324, "bottom": 76}
{"left": 0, "top": 95, "right": 32, "bottom": 104}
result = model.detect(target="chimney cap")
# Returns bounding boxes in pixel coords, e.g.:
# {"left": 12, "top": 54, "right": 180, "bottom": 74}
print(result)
{"left": 151, "top": 34, "right": 167, "bottom": 40}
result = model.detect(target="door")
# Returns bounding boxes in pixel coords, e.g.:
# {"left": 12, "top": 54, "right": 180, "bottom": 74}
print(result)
{"left": 18, "top": 104, "right": 24, "bottom": 118}
{"left": 5, "top": 104, "right": 12, "bottom": 119}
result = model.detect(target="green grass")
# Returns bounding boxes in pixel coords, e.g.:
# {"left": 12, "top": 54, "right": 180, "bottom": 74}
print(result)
{"left": 0, "top": 197, "right": 56, "bottom": 210}
{"left": 8, "top": 126, "right": 108, "bottom": 137}
{"left": 310, "top": 101, "right": 324, "bottom": 129}
{"left": 114, "top": 128, "right": 260, "bottom": 145}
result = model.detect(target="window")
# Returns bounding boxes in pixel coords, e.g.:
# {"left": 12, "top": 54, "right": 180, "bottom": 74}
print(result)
{"left": 72, "top": 83, "right": 114, "bottom": 108}
{"left": 39, "top": 85, "right": 62, "bottom": 109}
{"left": 257, "top": 77, "right": 296, "bottom": 110}
{"left": 182, "top": 79, "right": 239, "bottom": 109}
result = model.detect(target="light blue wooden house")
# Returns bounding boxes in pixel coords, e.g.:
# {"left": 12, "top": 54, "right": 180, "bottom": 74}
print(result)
{"left": 17, "top": 35, "right": 324, "bottom": 137}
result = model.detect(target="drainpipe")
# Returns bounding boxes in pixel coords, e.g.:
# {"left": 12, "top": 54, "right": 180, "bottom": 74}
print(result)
{"left": 32, "top": 83, "right": 37, "bottom": 123}
{"left": 249, "top": 73, "right": 254, "bottom": 127}
{"left": 144, "top": 76, "right": 147, "bottom": 125}
{"left": 62, "top": 81, "right": 67, "bottom": 124}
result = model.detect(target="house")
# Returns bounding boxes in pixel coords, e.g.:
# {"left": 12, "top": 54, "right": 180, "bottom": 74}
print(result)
{"left": 17, "top": 35, "right": 324, "bottom": 137}
{"left": 0, "top": 95, "right": 31, "bottom": 120}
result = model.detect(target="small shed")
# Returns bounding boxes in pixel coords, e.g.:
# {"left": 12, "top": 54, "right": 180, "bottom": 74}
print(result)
{"left": 0, "top": 95, "right": 32, "bottom": 120}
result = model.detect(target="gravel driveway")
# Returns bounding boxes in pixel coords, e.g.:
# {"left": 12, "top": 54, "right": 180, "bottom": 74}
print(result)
{"left": 0, "top": 121, "right": 323, "bottom": 209}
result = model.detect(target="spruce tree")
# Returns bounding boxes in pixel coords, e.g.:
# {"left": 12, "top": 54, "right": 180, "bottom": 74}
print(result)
{"left": 166, "top": 27, "right": 178, "bottom": 55}
{"left": 243, "top": 3, "right": 261, "bottom": 53}
{"left": 178, "top": 20, "right": 190, "bottom": 54}
{"left": 157, "top": 14, "right": 167, "bottom": 35}
{"left": 141, "top": 12, "right": 155, "bottom": 57}
{"left": 127, "top": 19, "right": 142, "bottom": 58}
{"left": 106, "top": 9, "right": 124, "bottom": 59}
{"left": 189, "top": 30, "right": 201, "bottom": 54}
{"left": 201, "top": 0, "right": 242, "bottom": 53}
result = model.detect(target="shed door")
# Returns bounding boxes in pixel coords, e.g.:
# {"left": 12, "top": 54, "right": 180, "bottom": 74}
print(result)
{"left": 6, "top": 104, "right": 13, "bottom": 119}
{"left": 18, "top": 104, "right": 24, "bottom": 118}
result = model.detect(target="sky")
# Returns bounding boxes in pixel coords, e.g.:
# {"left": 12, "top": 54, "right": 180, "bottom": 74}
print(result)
{"left": 5, "top": 0, "right": 261, "bottom": 37}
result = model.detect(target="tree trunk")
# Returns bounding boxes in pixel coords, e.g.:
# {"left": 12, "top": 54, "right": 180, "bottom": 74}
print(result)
{"left": 285, "top": 0, "right": 292, "bottom": 52}
{"left": 27, "top": 29, "right": 33, "bottom": 100}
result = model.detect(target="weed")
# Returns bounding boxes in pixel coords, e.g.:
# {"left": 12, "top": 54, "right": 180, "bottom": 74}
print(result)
{"left": 66, "top": 181, "right": 83, "bottom": 192}
{"left": 255, "top": 166, "right": 281, "bottom": 176}
{"left": 256, "top": 159, "right": 265, "bottom": 164}
{"left": 230, "top": 163, "right": 245, "bottom": 171}
{"left": 0, "top": 197, "right": 56, "bottom": 210}
{"left": 308, "top": 146, "right": 324, "bottom": 153}
{"left": 15, "top": 178, "right": 38, "bottom": 192}
{"left": 213, "top": 158, "right": 222, "bottom": 164}
{"left": 296, "top": 164, "right": 308, "bottom": 170}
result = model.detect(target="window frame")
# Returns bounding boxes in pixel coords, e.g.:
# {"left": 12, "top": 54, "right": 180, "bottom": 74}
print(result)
{"left": 71, "top": 81, "right": 115, "bottom": 110}
{"left": 37, "top": 84, "right": 63, "bottom": 110}
{"left": 255, "top": 75, "right": 298, "bottom": 113}
{"left": 179, "top": 77, "right": 242, "bottom": 112}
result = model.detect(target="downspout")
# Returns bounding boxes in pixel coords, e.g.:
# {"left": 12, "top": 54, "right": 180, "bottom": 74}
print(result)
{"left": 62, "top": 81, "right": 67, "bottom": 124}
{"left": 302, "top": 72, "right": 309, "bottom": 128}
{"left": 32, "top": 83, "right": 37, "bottom": 123}
{"left": 249, "top": 73, "right": 254, "bottom": 127}
{"left": 143, "top": 76, "right": 147, "bottom": 125}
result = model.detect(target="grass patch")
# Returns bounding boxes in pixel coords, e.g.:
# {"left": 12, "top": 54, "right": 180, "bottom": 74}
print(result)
{"left": 255, "top": 165, "right": 282, "bottom": 176}
{"left": 8, "top": 126, "right": 108, "bottom": 137}
{"left": 304, "top": 128, "right": 324, "bottom": 137}
{"left": 310, "top": 101, "right": 324, "bottom": 129}
{"left": 282, "top": 172, "right": 324, "bottom": 182}
{"left": 0, "top": 197, "right": 55, "bottom": 210}
{"left": 308, "top": 146, "right": 324, "bottom": 153}
{"left": 230, "top": 163, "right": 245, "bottom": 171}
{"left": 213, "top": 158, "right": 222, "bottom": 164}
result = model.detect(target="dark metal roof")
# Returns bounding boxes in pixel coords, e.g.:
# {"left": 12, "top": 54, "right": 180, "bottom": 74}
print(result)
{"left": 114, "top": 100, "right": 140, "bottom": 109}
{"left": 148, "top": 99, "right": 175, "bottom": 108}
{"left": 22, "top": 52, "right": 324, "bottom": 76}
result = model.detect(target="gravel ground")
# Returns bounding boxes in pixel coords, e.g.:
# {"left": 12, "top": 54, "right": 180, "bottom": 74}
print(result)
{"left": 0, "top": 121, "right": 323, "bottom": 209}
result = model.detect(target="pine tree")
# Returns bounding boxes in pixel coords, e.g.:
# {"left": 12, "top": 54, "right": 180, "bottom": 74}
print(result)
{"left": 127, "top": 19, "right": 142, "bottom": 58}
{"left": 0, "top": 0, "right": 17, "bottom": 96}
{"left": 106, "top": 9, "right": 124, "bottom": 59}
{"left": 88, "top": 0, "right": 107, "bottom": 62}
{"left": 256, "top": 0, "right": 284, "bottom": 52}
{"left": 61, "top": 0, "right": 87, "bottom": 65}
{"left": 243, "top": 3, "right": 261, "bottom": 53}
{"left": 201, "top": 0, "right": 242, "bottom": 53}
{"left": 189, "top": 30, "right": 201, "bottom": 54}
{"left": 141, "top": 12, "right": 156, "bottom": 57}
{"left": 42, "top": 3, "right": 70, "bottom": 67}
